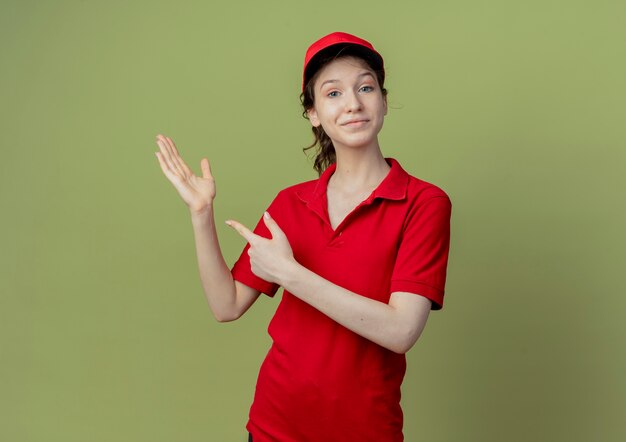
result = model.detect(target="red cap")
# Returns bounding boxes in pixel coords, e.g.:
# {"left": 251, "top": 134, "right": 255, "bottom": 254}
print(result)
{"left": 302, "top": 32, "right": 384, "bottom": 92}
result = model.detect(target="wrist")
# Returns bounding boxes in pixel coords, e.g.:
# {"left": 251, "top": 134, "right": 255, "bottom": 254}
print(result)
{"left": 189, "top": 204, "right": 214, "bottom": 222}
{"left": 278, "top": 259, "right": 303, "bottom": 290}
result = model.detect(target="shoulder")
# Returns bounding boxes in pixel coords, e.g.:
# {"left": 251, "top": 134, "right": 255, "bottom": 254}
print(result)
{"left": 399, "top": 172, "right": 452, "bottom": 234}
{"left": 279, "top": 178, "right": 318, "bottom": 195}
{"left": 272, "top": 177, "right": 320, "bottom": 204}
{"left": 402, "top": 166, "right": 451, "bottom": 209}
{"left": 407, "top": 175, "right": 450, "bottom": 203}
{"left": 262, "top": 178, "right": 320, "bottom": 214}
{"left": 398, "top": 175, "right": 452, "bottom": 231}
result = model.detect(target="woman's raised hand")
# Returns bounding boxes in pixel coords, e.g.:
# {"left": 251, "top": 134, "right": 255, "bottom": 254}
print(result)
{"left": 154, "top": 134, "right": 216, "bottom": 214}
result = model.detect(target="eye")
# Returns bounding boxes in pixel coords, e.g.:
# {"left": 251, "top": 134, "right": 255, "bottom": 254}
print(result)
{"left": 359, "top": 85, "right": 374, "bottom": 93}
{"left": 327, "top": 90, "right": 340, "bottom": 98}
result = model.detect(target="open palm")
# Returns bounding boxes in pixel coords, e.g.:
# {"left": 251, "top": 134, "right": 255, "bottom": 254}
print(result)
{"left": 155, "top": 134, "right": 216, "bottom": 214}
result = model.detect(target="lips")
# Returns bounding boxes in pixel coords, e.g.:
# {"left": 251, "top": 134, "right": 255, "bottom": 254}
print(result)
{"left": 341, "top": 119, "right": 369, "bottom": 126}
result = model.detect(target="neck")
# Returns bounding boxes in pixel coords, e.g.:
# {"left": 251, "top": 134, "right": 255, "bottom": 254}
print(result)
{"left": 329, "top": 144, "right": 390, "bottom": 193}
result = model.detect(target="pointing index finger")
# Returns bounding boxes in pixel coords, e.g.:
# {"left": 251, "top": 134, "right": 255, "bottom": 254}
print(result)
{"left": 225, "top": 219, "right": 256, "bottom": 243}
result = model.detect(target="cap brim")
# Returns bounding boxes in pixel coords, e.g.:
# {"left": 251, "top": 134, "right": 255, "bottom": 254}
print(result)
{"left": 303, "top": 43, "right": 384, "bottom": 91}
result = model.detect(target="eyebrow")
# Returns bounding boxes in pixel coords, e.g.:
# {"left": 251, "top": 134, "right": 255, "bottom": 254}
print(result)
{"left": 318, "top": 72, "right": 376, "bottom": 90}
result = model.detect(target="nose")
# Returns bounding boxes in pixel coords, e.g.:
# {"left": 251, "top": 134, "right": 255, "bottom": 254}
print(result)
{"left": 345, "top": 90, "right": 362, "bottom": 112}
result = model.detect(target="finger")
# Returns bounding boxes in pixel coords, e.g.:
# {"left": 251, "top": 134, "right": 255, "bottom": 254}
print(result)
{"left": 154, "top": 151, "right": 179, "bottom": 182}
{"left": 156, "top": 134, "right": 185, "bottom": 177}
{"left": 200, "top": 158, "right": 214, "bottom": 180}
{"left": 158, "top": 134, "right": 187, "bottom": 177}
{"left": 225, "top": 219, "right": 258, "bottom": 243}
{"left": 262, "top": 211, "right": 285, "bottom": 239}
{"left": 164, "top": 135, "right": 194, "bottom": 177}
{"left": 156, "top": 135, "right": 184, "bottom": 177}
{"left": 155, "top": 135, "right": 177, "bottom": 173}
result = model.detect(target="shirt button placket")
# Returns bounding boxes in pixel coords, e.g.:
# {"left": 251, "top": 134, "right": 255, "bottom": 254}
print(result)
{"left": 328, "top": 230, "right": 344, "bottom": 247}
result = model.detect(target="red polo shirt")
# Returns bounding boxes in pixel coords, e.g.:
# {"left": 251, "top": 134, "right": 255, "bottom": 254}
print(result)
{"left": 231, "top": 157, "right": 452, "bottom": 442}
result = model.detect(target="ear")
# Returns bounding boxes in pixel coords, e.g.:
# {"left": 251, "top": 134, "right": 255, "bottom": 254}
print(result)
{"left": 307, "top": 107, "right": 321, "bottom": 128}
{"left": 383, "top": 94, "right": 388, "bottom": 116}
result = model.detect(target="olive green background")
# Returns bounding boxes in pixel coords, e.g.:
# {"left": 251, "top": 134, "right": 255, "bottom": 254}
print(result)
{"left": 1, "top": 0, "right": 624, "bottom": 441}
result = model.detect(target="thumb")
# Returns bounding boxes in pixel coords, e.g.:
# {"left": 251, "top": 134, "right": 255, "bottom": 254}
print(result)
{"left": 200, "top": 158, "right": 213, "bottom": 179}
{"left": 262, "top": 211, "right": 285, "bottom": 238}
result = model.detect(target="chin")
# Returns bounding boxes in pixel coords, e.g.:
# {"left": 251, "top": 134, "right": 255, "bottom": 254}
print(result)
{"left": 336, "top": 139, "right": 378, "bottom": 150}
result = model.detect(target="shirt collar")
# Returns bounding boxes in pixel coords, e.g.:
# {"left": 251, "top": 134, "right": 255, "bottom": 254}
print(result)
{"left": 297, "top": 157, "right": 409, "bottom": 204}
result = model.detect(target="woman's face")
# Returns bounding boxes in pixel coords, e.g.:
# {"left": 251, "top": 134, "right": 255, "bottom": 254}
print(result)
{"left": 307, "top": 56, "right": 387, "bottom": 151}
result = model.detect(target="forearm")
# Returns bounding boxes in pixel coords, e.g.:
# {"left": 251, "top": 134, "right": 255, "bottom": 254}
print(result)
{"left": 279, "top": 262, "right": 426, "bottom": 354}
{"left": 189, "top": 206, "right": 240, "bottom": 322}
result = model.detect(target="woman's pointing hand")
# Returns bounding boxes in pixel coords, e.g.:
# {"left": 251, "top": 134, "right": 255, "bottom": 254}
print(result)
{"left": 226, "top": 211, "right": 295, "bottom": 285}
{"left": 154, "top": 134, "right": 216, "bottom": 214}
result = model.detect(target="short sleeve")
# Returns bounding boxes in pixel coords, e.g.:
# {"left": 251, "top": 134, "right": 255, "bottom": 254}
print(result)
{"left": 230, "top": 192, "right": 282, "bottom": 297}
{"left": 389, "top": 194, "right": 452, "bottom": 310}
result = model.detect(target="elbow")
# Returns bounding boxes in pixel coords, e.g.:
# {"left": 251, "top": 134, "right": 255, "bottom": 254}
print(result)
{"left": 389, "top": 327, "right": 423, "bottom": 354}
{"left": 389, "top": 340, "right": 415, "bottom": 355}
{"left": 213, "top": 312, "right": 241, "bottom": 323}
{"left": 212, "top": 308, "right": 242, "bottom": 323}
{"left": 388, "top": 308, "right": 430, "bottom": 354}
{"left": 214, "top": 313, "right": 235, "bottom": 323}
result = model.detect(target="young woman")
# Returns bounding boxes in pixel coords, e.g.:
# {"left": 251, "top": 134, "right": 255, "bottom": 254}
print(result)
{"left": 155, "top": 32, "right": 452, "bottom": 442}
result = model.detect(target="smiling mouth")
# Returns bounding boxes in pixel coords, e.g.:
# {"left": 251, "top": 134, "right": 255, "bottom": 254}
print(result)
{"left": 341, "top": 119, "right": 369, "bottom": 126}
